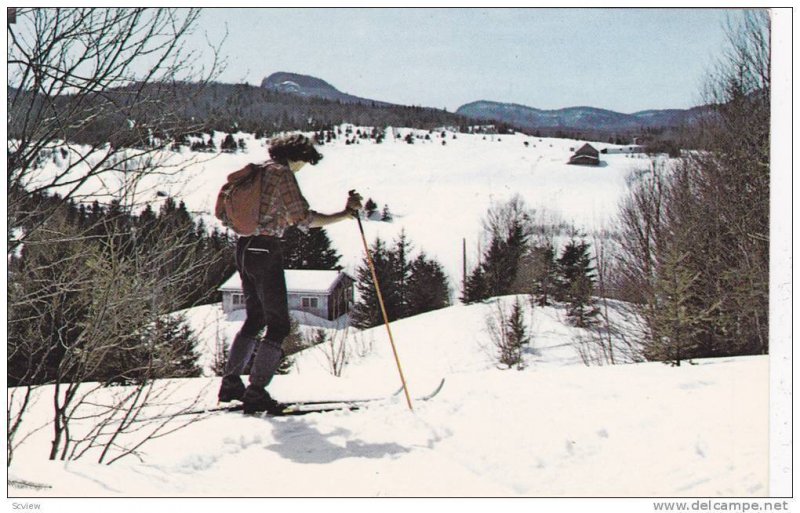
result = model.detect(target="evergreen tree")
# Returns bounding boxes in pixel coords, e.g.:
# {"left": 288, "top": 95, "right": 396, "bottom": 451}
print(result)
{"left": 390, "top": 230, "right": 412, "bottom": 317}
{"left": 507, "top": 299, "right": 530, "bottom": 350}
{"left": 406, "top": 251, "right": 450, "bottom": 316}
{"left": 352, "top": 233, "right": 447, "bottom": 328}
{"left": 9, "top": 189, "right": 237, "bottom": 386}
{"left": 481, "top": 233, "right": 513, "bottom": 298}
{"left": 462, "top": 202, "right": 531, "bottom": 303}
{"left": 462, "top": 265, "right": 488, "bottom": 304}
{"left": 147, "top": 315, "right": 203, "bottom": 378}
{"left": 305, "top": 228, "right": 341, "bottom": 270}
{"left": 281, "top": 226, "right": 341, "bottom": 270}
{"left": 522, "top": 243, "right": 557, "bottom": 307}
{"left": 557, "top": 239, "right": 599, "bottom": 327}
{"left": 381, "top": 204, "right": 393, "bottom": 222}
{"left": 211, "top": 335, "right": 230, "bottom": 377}
{"left": 486, "top": 298, "right": 529, "bottom": 370}
{"left": 219, "top": 134, "right": 244, "bottom": 153}
{"left": 463, "top": 210, "right": 529, "bottom": 303}
{"left": 645, "top": 244, "right": 717, "bottom": 366}
{"left": 364, "top": 198, "right": 378, "bottom": 219}
{"left": 136, "top": 203, "right": 158, "bottom": 245}
{"left": 351, "top": 237, "right": 394, "bottom": 329}
{"left": 221, "top": 133, "right": 237, "bottom": 152}
{"left": 101, "top": 315, "right": 203, "bottom": 384}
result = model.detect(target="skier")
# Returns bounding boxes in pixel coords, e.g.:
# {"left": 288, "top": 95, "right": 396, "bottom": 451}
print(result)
{"left": 217, "top": 133, "right": 362, "bottom": 413}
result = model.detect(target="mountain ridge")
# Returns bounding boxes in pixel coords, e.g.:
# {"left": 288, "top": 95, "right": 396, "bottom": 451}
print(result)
{"left": 259, "top": 71, "right": 706, "bottom": 133}
{"left": 456, "top": 100, "right": 707, "bottom": 132}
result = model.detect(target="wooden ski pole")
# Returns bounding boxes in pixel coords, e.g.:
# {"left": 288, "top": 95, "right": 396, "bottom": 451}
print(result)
{"left": 349, "top": 191, "right": 413, "bottom": 411}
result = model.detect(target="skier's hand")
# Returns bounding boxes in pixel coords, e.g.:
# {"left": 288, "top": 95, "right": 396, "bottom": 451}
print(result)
{"left": 346, "top": 190, "right": 363, "bottom": 216}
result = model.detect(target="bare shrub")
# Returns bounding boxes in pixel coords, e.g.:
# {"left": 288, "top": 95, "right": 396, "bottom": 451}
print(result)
{"left": 7, "top": 8, "right": 224, "bottom": 465}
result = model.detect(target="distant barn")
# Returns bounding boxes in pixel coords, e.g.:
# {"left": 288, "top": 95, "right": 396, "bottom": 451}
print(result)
{"left": 568, "top": 143, "right": 601, "bottom": 166}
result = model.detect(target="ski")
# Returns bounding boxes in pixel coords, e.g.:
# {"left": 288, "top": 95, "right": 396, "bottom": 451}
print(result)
{"left": 418, "top": 377, "right": 446, "bottom": 400}
{"left": 279, "top": 378, "right": 446, "bottom": 415}
{"left": 283, "top": 383, "right": 405, "bottom": 407}
{"left": 143, "top": 378, "right": 445, "bottom": 420}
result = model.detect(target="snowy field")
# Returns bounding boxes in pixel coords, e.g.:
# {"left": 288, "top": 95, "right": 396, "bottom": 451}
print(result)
{"left": 20, "top": 127, "right": 649, "bottom": 286}
{"left": 7, "top": 130, "right": 774, "bottom": 500}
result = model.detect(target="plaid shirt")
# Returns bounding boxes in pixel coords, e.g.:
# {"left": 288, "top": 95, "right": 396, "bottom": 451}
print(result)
{"left": 256, "top": 161, "right": 316, "bottom": 237}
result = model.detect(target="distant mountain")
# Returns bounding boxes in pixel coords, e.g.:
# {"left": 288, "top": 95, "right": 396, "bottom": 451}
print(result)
{"left": 261, "top": 72, "right": 393, "bottom": 107}
{"left": 9, "top": 80, "right": 472, "bottom": 145}
{"left": 456, "top": 101, "right": 708, "bottom": 133}
{"left": 260, "top": 72, "right": 708, "bottom": 135}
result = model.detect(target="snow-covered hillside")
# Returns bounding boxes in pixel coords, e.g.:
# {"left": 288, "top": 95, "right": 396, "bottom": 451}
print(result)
{"left": 184, "top": 294, "right": 642, "bottom": 377}
{"left": 24, "top": 127, "right": 650, "bottom": 287}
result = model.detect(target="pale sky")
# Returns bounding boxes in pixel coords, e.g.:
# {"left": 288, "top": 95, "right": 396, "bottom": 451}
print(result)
{"left": 186, "top": 7, "right": 745, "bottom": 113}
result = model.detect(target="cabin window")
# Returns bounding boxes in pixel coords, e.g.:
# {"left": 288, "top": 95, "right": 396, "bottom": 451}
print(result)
{"left": 232, "top": 293, "right": 245, "bottom": 306}
{"left": 302, "top": 297, "right": 319, "bottom": 309}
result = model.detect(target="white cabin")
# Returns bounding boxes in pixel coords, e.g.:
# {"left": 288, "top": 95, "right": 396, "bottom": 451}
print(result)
{"left": 219, "top": 270, "right": 355, "bottom": 321}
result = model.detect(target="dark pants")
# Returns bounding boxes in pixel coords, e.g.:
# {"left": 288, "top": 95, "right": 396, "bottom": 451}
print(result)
{"left": 224, "top": 235, "right": 289, "bottom": 388}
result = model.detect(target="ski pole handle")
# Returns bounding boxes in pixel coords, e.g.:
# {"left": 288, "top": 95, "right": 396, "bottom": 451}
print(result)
{"left": 347, "top": 189, "right": 362, "bottom": 218}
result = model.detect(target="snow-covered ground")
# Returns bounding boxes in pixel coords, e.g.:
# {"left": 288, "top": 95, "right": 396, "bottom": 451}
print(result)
{"left": 7, "top": 129, "right": 776, "bottom": 501}
{"left": 8, "top": 297, "right": 769, "bottom": 498}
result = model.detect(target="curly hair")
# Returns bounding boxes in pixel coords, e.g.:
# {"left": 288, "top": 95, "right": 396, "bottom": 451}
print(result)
{"left": 268, "top": 134, "right": 323, "bottom": 165}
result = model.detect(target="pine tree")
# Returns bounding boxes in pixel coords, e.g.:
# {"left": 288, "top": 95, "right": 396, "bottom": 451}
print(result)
{"left": 482, "top": 234, "right": 512, "bottom": 297}
{"left": 365, "top": 198, "right": 378, "bottom": 219}
{"left": 390, "top": 230, "right": 412, "bottom": 317}
{"left": 108, "top": 315, "right": 202, "bottom": 383}
{"left": 487, "top": 298, "right": 529, "bottom": 370}
{"left": 153, "top": 315, "right": 203, "bottom": 378}
{"left": 557, "top": 239, "right": 599, "bottom": 327}
{"left": 351, "top": 237, "right": 393, "bottom": 329}
{"left": 381, "top": 204, "right": 393, "bottom": 222}
{"left": 464, "top": 197, "right": 533, "bottom": 303}
{"left": 525, "top": 243, "right": 557, "bottom": 306}
{"left": 211, "top": 335, "right": 230, "bottom": 377}
{"left": 507, "top": 299, "right": 530, "bottom": 351}
{"left": 406, "top": 251, "right": 450, "bottom": 316}
{"left": 221, "top": 133, "right": 237, "bottom": 152}
{"left": 282, "top": 226, "right": 341, "bottom": 270}
{"left": 645, "top": 245, "right": 714, "bottom": 366}
{"left": 462, "top": 265, "right": 488, "bottom": 304}
{"left": 463, "top": 215, "right": 530, "bottom": 303}
{"left": 353, "top": 233, "right": 450, "bottom": 327}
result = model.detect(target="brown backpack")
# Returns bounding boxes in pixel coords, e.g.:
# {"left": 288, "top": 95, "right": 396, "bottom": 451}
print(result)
{"left": 214, "top": 163, "right": 265, "bottom": 235}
